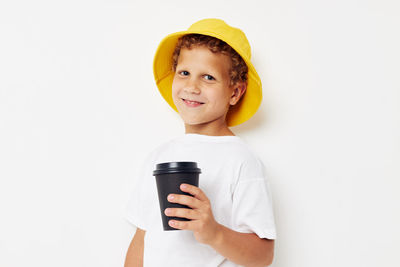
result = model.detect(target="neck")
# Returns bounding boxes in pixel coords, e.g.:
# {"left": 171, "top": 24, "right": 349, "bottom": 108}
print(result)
{"left": 184, "top": 122, "right": 235, "bottom": 136}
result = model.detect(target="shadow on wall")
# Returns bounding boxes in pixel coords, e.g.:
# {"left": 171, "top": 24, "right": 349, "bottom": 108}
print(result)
{"left": 232, "top": 104, "right": 268, "bottom": 135}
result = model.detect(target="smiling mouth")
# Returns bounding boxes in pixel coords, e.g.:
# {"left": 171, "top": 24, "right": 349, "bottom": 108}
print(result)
{"left": 182, "top": 98, "right": 204, "bottom": 105}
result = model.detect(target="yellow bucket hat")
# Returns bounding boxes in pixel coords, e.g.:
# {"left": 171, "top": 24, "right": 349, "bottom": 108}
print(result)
{"left": 153, "top": 18, "right": 262, "bottom": 127}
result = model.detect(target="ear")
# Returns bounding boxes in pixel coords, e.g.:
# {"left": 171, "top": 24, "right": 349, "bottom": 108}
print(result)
{"left": 229, "top": 82, "right": 247, "bottom": 106}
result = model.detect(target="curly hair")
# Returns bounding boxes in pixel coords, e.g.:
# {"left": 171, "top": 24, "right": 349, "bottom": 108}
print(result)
{"left": 171, "top": 34, "right": 248, "bottom": 87}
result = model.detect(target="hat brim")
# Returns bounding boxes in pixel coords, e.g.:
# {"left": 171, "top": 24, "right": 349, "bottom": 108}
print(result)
{"left": 153, "top": 31, "right": 262, "bottom": 127}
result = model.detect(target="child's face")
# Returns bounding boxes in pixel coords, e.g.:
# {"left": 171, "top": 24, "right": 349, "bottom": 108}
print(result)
{"left": 171, "top": 46, "right": 243, "bottom": 132}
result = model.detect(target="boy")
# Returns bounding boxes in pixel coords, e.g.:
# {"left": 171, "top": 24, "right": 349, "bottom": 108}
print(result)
{"left": 124, "top": 18, "right": 276, "bottom": 267}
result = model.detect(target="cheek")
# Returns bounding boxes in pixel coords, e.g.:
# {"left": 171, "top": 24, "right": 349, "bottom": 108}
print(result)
{"left": 171, "top": 80, "right": 184, "bottom": 108}
{"left": 208, "top": 90, "right": 231, "bottom": 112}
{"left": 210, "top": 90, "right": 228, "bottom": 104}
{"left": 171, "top": 79, "right": 180, "bottom": 98}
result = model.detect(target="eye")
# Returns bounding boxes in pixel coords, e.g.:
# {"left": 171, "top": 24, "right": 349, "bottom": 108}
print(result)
{"left": 179, "top": 70, "right": 189, "bottom": 76}
{"left": 204, "top": 74, "right": 215, "bottom": 81}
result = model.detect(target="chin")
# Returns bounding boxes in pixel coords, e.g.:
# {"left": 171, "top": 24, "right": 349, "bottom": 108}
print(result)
{"left": 181, "top": 117, "right": 208, "bottom": 125}
{"left": 183, "top": 120, "right": 204, "bottom": 125}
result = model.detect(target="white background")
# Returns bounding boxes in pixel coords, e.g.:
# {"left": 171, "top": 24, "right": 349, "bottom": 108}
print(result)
{"left": 1, "top": 0, "right": 399, "bottom": 266}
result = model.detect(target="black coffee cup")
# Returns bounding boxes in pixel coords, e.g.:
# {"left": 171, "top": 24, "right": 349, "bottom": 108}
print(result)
{"left": 153, "top": 162, "right": 201, "bottom": 231}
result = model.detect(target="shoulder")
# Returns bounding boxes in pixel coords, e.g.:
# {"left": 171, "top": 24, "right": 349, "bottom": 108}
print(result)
{"left": 142, "top": 137, "right": 177, "bottom": 163}
{"left": 228, "top": 138, "right": 263, "bottom": 164}
{"left": 231, "top": 139, "right": 267, "bottom": 181}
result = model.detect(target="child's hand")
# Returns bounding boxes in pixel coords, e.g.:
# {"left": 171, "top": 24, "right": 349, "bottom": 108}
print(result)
{"left": 165, "top": 183, "right": 222, "bottom": 245}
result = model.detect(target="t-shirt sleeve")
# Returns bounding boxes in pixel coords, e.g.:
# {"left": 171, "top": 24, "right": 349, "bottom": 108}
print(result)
{"left": 230, "top": 157, "right": 277, "bottom": 240}
{"left": 123, "top": 153, "right": 154, "bottom": 231}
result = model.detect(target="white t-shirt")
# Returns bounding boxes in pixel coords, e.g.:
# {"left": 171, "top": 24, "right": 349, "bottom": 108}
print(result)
{"left": 124, "top": 133, "right": 276, "bottom": 267}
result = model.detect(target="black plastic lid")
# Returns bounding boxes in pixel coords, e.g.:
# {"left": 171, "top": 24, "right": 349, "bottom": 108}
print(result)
{"left": 153, "top": 161, "right": 201, "bottom": 176}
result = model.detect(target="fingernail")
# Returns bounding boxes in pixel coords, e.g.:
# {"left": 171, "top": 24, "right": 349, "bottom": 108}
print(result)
{"left": 168, "top": 194, "right": 174, "bottom": 200}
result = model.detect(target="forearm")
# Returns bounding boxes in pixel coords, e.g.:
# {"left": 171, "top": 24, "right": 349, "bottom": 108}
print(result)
{"left": 124, "top": 228, "right": 145, "bottom": 267}
{"left": 210, "top": 223, "right": 274, "bottom": 267}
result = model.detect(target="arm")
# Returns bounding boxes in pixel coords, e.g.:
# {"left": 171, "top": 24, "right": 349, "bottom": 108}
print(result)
{"left": 210, "top": 224, "right": 274, "bottom": 267}
{"left": 124, "top": 227, "right": 145, "bottom": 267}
{"left": 166, "top": 184, "right": 274, "bottom": 267}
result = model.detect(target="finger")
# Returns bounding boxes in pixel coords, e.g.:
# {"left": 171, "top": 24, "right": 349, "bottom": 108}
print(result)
{"left": 180, "top": 184, "right": 208, "bottom": 202}
{"left": 164, "top": 208, "right": 200, "bottom": 220}
{"left": 167, "top": 193, "right": 202, "bottom": 209}
{"left": 168, "top": 219, "right": 196, "bottom": 231}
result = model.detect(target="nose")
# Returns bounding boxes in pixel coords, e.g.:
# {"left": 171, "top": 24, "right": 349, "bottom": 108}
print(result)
{"left": 183, "top": 78, "right": 201, "bottom": 94}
